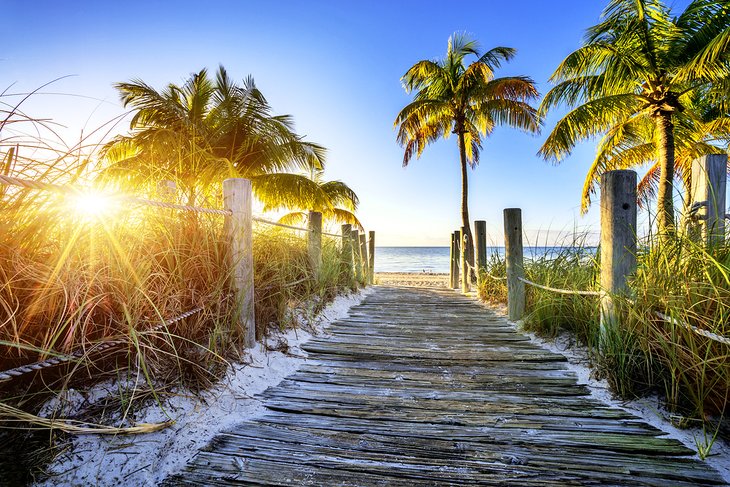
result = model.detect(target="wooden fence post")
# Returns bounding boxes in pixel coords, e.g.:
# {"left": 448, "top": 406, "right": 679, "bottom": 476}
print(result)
{"left": 460, "top": 226, "right": 470, "bottom": 293}
{"left": 599, "top": 170, "right": 637, "bottom": 345}
{"left": 449, "top": 233, "right": 455, "bottom": 288}
{"left": 475, "top": 220, "right": 487, "bottom": 288}
{"left": 351, "top": 229, "right": 363, "bottom": 284}
{"left": 359, "top": 233, "right": 369, "bottom": 285}
{"left": 223, "top": 178, "right": 256, "bottom": 348}
{"left": 368, "top": 231, "right": 375, "bottom": 285}
{"left": 341, "top": 224, "right": 353, "bottom": 283}
{"left": 308, "top": 211, "right": 322, "bottom": 278}
{"left": 691, "top": 154, "right": 727, "bottom": 246}
{"left": 504, "top": 209, "right": 525, "bottom": 321}
{"left": 451, "top": 230, "right": 460, "bottom": 289}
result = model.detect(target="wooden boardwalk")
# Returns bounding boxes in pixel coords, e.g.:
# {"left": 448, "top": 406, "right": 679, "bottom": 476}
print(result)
{"left": 166, "top": 286, "right": 726, "bottom": 486}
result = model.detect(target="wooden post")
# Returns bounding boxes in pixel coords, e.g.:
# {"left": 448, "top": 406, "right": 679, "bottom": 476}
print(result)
{"left": 451, "top": 231, "right": 460, "bottom": 289}
{"left": 341, "top": 224, "right": 353, "bottom": 283}
{"left": 307, "top": 211, "right": 322, "bottom": 278}
{"left": 460, "top": 226, "right": 470, "bottom": 293}
{"left": 504, "top": 209, "right": 525, "bottom": 321}
{"left": 474, "top": 220, "right": 487, "bottom": 287}
{"left": 351, "top": 229, "right": 363, "bottom": 283}
{"left": 368, "top": 231, "right": 375, "bottom": 285}
{"left": 691, "top": 154, "right": 727, "bottom": 246}
{"left": 223, "top": 178, "right": 255, "bottom": 348}
{"left": 449, "top": 233, "right": 455, "bottom": 288}
{"left": 599, "top": 170, "right": 637, "bottom": 344}
{"left": 359, "top": 233, "right": 369, "bottom": 285}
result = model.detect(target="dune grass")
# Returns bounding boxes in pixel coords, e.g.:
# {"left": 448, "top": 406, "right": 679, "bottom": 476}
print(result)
{"left": 477, "top": 234, "right": 730, "bottom": 425}
{"left": 0, "top": 98, "right": 360, "bottom": 483}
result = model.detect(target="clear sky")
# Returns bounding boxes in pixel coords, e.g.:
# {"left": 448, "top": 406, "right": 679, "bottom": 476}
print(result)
{"left": 4, "top": 0, "right": 695, "bottom": 246}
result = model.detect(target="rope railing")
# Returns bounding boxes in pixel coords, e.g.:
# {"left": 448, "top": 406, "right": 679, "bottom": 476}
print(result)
{"left": 252, "top": 217, "right": 308, "bottom": 233}
{"left": 252, "top": 215, "right": 343, "bottom": 238}
{"left": 512, "top": 273, "right": 730, "bottom": 344}
{"left": 1, "top": 174, "right": 352, "bottom": 234}
{"left": 0, "top": 175, "right": 231, "bottom": 216}
{"left": 517, "top": 277, "right": 601, "bottom": 297}
{"left": 507, "top": 269, "right": 730, "bottom": 345}
{"left": 125, "top": 197, "right": 231, "bottom": 216}
{"left": 1, "top": 174, "right": 371, "bottom": 382}
{"left": 465, "top": 260, "right": 507, "bottom": 281}
{"left": 0, "top": 305, "right": 207, "bottom": 383}
{"left": 654, "top": 311, "right": 730, "bottom": 346}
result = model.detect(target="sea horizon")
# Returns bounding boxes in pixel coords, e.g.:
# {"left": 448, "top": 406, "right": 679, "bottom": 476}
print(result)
{"left": 374, "top": 245, "right": 596, "bottom": 273}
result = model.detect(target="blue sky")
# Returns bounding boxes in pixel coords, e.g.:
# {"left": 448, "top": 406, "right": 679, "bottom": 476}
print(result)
{"left": 4, "top": 0, "right": 694, "bottom": 245}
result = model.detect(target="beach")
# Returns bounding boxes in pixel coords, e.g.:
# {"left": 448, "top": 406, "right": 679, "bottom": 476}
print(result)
{"left": 374, "top": 272, "right": 450, "bottom": 287}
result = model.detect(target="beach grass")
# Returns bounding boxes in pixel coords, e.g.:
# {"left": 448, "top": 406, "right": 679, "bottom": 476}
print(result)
{"left": 477, "top": 233, "right": 730, "bottom": 423}
{"left": 0, "top": 101, "right": 356, "bottom": 483}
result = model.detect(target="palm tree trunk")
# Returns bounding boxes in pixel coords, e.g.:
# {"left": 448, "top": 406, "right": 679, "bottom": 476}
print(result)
{"left": 655, "top": 111, "right": 675, "bottom": 237}
{"left": 457, "top": 130, "right": 475, "bottom": 282}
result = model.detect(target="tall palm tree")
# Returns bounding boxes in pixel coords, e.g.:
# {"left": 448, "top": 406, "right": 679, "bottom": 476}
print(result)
{"left": 539, "top": 0, "right": 730, "bottom": 236}
{"left": 102, "top": 66, "right": 330, "bottom": 209}
{"left": 277, "top": 169, "right": 362, "bottom": 230}
{"left": 395, "top": 33, "right": 540, "bottom": 274}
{"left": 579, "top": 94, "right": 730, "bottom": 213}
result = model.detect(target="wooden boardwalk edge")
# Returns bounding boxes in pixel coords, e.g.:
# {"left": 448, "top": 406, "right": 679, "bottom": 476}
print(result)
{"left": 165, "top": 286, "right": 727, "bottom": 486}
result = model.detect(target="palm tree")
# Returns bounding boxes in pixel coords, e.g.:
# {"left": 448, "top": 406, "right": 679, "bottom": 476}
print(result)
{"left": 277, "top": 169, "right": 362, "bottom": 230}
{"left": 539, "top": 0, "right": 730, "bottom": 236}
{"left": 580, "top": 95, "right": 730, "bottom": 213}
{"left": 102, "top": 66, "right": 330, "bottom": 209}
{"left": 395, "top": 33, "right": 540, "bottom": 275}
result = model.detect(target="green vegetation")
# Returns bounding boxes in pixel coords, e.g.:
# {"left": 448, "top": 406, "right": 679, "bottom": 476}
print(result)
{"left": 0, "top": 72, "right": 361, "bottom": 482}
{"left": 539, "top": 0, "right": 730, "bottom": 235}
{"left": 395, "top": 32, "right": 540, "bottom": 274}
{"left": 103, "top": 65, "right": 358, "bottom": 223}
{"left": 477, "top": 234, "right": 730, "bottom": 423}
{"left": 277, "top": 169, "right": 362, "bottom": 230}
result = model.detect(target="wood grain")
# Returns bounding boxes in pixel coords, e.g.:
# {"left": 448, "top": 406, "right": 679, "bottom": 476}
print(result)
{"left": 165, "top": 286, "right": 724, "bottom": 486}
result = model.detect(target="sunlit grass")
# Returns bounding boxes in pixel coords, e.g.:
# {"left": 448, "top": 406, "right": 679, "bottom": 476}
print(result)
{"left": 0, "top": 112, "right": 359, "bottom": 485}
{"left": 478, "top": 233, "right": 730, "bottom": 422}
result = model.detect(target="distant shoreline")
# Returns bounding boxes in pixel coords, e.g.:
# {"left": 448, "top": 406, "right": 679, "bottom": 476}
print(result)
{"left": 374, "top": 272, "right": 449, "bottom": 288}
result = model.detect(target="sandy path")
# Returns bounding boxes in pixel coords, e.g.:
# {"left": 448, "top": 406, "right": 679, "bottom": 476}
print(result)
{"left": 374, "top": 272, "right": 449, "bottom": 288}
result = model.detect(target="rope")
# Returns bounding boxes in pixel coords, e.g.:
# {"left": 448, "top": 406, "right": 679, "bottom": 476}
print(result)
{"left": 0, "top": 175, "right": 354, "bottom": 234}
{"left": 0, "top": 174, "right": 73, "bottom": 194}
{"left": 252, "top": 216, "right": 344, "bottom": 238}
{"left": 654, "top": 311, "right": 730, "bottom": 346}
{"left": 517, "top": 276, "right": 601, "bottom": 296}
{"left": 125, "top": 197, "right": 230, "bottom": 216}
{"left": 484, "top": 272, "right": 508, "bottom": 281}
{"left": 0, "top": 175, "right": 230, "bottom": 216}
{"left": 253, "top": 217, "right": 309, "bottom": 232}
{"left": 0, "top": 306, "right": 206, "bottom": 383}
{"left": 462, "top": 259, "right": 508, "bottom": 282}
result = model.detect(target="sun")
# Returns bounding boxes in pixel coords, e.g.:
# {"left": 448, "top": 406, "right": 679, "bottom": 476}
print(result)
{"left": 69, "top": 192, "right": 114, "bottom": 219}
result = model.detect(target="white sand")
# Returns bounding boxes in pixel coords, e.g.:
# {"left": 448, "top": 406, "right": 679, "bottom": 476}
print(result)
{"left": 476, "top": 299, "right": 730, "bottom": 483}
{"left": 38, "top": 287, "right": 730, "bottom": 484}
{"left": 375, "top": 272, "right": 449, "bottom": 288}
{"left": 37, "top": 289, "right": 371, "bottom": 487}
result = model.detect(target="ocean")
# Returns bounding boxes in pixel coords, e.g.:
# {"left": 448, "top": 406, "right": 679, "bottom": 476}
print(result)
{"left": 374, "top": 247, "right": 594, "bottom": 273}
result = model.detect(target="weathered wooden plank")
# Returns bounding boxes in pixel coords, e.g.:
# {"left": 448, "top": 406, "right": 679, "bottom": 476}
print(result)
{"left": 164, "top": 286, "right": 725, "bottom": 486}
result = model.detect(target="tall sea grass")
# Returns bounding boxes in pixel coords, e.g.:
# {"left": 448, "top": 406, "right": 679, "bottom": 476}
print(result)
{"left": 478, "top": 233, "right": 730, "bottom": 422}
{"left": 0, "top": 90, "right": 357, "bottom": 483}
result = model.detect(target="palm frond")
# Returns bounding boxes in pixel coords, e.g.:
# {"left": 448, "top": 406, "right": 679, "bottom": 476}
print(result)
{"left": 251, "top": 173, "right": 332, "bottom": 212}
{"left": 539, "top": 94, "right": 644, "bottom": 162}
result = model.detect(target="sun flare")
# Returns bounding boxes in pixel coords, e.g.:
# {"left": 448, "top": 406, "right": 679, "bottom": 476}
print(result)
{"left": 70, "top": 192, "right": 114, "bottom": 218}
